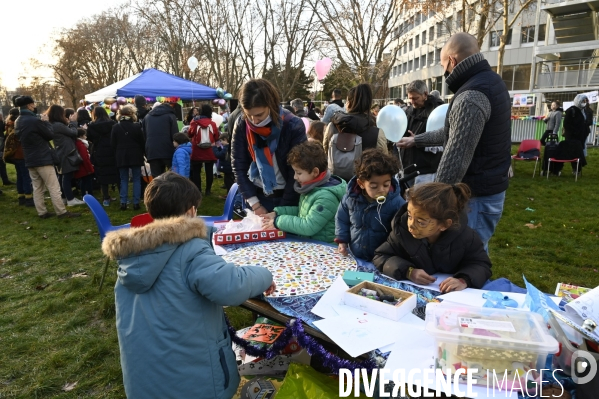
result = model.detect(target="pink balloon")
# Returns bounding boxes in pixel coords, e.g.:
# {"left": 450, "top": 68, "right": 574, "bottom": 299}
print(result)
{"left": 218, "top": 99, "right": 226, "bottom": 107}
{"left": 110, "top": 103, "right": 119, "bottom": 112}
{"left": 212, "top": 99, "right": 220, "bottom": 105}
{"left": 117, "top": 97, "right": 127, "bottom": 105}
{"left": 315, "top": 58, "right": 333, "bottom": 80}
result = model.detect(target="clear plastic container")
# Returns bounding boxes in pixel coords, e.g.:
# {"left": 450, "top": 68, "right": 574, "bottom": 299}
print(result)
{"left": 425, "top": 302, "right": 559, "bottom": 387}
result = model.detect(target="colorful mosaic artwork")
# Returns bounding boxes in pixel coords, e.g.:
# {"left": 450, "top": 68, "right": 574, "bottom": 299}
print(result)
{"left": 222, "top": 242, "right": 357, "bottom": 297}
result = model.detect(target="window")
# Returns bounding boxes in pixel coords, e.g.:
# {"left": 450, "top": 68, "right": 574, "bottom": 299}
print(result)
{"left": 422, "top": 31, "right": 427, "bottom": 45}
{"left": 428, "top": 51, "right": 434, "bottom": 66}
{"left": 415, "top": 12, "right": 421, "bottom": 27}
{"left": 415, "top": 35, "right": 420, "bottom": 48}
{"left": 513, "top": 65, "right": 531, "bottom": 90}
{"left": 446, "top": 16, "right": 453, "bottom": 32}
{"left": 538, "top": 24, "right": 546, "bottom": 41}
{"left": 409, "top": 38, "right": 413, "bottom": 51}
{"left": 403, "top": 62, "right": 407, "bottom": 73}
{"left": 420, "top": 55, "right": 427, "bottom": 69}
{"left": 415, "top": 57, "right": 420, "bottom": 69}
{"left": 490, "top": 29, "right": 512, "bottom": 47}
{"left": 408, "top": 60, "right": 413, "bottom": 72}
{"left": 435, "top": 48, "right": 441, "bottom": 64}
{"left": 429, "top": 27, "right": 434, "bottom": 42}
{"left": 521, "top": 26, "right": 535, "bottom": 44}
{"left": 436, "top": 22, "right": 443, "bottom": 38}
{"left": 404, "top": 44, "right": 407, "bottom": 54}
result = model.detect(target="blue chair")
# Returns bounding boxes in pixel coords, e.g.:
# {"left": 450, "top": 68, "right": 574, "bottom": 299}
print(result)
{"left": 83, "top": 194, "right": 130, "bottom": 290}
{"left": 200, "top": 183, "right": 238, "bottom": 225}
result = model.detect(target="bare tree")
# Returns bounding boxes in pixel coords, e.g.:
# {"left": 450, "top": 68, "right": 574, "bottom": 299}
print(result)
{"left": 496, "top": 0, "right": 536, "bottom": 75}
{"left": 314, "top": 0, "right": 403, "bottom": 93}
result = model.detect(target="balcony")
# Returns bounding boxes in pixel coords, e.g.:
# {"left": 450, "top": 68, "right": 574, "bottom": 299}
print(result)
{"left": 535, "top": 56, "right": 599, "bottom": 89}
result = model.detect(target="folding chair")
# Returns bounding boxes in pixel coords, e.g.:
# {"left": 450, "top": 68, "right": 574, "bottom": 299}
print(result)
{"left": 547, "top": 158, "right": 580, "bottom": 182}
{"left": 201, "top": 183, "right": 238, "bottom": 225}
{"left": 511, "top": 140, "right": 541, "bottom": 178}
{"left": 83, "top": 194, "right": 130, "bottom": 290}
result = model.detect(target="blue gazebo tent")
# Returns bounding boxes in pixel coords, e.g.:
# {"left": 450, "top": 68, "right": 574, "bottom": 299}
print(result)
{"left": 84, "top": 68, "right": 220, "bottom": 102}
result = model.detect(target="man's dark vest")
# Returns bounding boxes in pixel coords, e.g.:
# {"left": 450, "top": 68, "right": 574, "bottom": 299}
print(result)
{"left": 444, "top": 59, "right": 511, "bottom": 197}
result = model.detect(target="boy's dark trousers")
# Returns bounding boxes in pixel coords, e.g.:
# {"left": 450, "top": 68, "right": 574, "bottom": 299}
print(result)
{"left": 224, "top": 173, "right": 235, "bottom": 192}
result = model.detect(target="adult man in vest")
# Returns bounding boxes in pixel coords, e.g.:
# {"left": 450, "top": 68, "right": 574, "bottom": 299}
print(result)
{"left": 398, "top": 32, "right": 511, "bottom": 251}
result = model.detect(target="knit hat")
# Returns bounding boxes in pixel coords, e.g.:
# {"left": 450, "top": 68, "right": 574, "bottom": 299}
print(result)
{"left": 15, "top": 96, "right": 35, "bottom": 107}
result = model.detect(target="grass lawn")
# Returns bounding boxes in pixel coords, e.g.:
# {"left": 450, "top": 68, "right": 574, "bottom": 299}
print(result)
{"left": 1, "top": 147, "right": 598, "bottom": 397}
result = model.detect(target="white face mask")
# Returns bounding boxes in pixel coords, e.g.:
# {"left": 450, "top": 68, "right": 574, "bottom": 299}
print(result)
{"left": 248, "top": 114, "right": 272, "bottom": 128}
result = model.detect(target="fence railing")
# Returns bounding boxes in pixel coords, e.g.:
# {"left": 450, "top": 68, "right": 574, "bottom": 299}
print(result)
{"left": 511, "top": 118, "right": 596, "bottom": 145}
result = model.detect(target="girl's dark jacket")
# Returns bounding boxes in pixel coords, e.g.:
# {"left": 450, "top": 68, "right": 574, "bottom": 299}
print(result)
{"left": 373, "top": 203, "right": 492, "bottom": 289}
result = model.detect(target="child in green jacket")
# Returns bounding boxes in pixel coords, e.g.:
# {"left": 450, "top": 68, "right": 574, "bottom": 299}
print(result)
{"left": 262, "top": 141, "right": 346, "bottom": 242}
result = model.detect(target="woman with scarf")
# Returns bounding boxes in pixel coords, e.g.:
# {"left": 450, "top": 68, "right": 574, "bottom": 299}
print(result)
{"left": 231, "top": 79, "right": 307, "bottom": 214}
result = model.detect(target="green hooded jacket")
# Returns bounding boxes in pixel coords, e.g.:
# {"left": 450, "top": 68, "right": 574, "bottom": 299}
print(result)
{"left": 274, "top": 175, "right": 346, "bottom": 243}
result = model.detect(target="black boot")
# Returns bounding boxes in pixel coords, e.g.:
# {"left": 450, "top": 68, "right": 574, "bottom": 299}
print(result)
{"left": 25, "top": 197, "right": 35, "bottom": 207}
{"left": 18, "top": 196, "right": 26, "bottom": 206}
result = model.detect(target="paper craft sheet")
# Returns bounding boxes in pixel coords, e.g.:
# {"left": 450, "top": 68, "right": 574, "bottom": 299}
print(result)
{"left": 555, "top": 282, "right": 591, "bottom": 303}
{"left": 222, "top": 242, "right": 357, "bottom": 297}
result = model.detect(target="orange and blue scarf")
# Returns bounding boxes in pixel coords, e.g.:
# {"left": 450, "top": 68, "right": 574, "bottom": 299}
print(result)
{"left": 246, "top": 113, "right": 282, "bottom": 195}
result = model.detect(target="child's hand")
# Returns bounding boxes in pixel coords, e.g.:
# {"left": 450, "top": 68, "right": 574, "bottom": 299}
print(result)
{"left": 264, "top": 281, "right": 276, "bottom": 296}
{"left": 337, "top": 243, "right": 348, "bottom": 256}
{"left": 261, "top": 212, "right": 276, "bottom": 230}
{"left": 439, "top": 277, "right": 467, "bottom": 293}
{"left": 409, "top": 269, "right": 436, "bottom": 285}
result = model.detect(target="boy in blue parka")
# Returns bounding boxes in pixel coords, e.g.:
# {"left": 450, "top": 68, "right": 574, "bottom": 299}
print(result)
{"left": 335, "top": 148, "right": 405, "bottom": 261}
{"left": 171, "top": 132, "right": 192, "bottom": 178}
{"left": 102, "top": 172, "right": 275, "bottom": 399}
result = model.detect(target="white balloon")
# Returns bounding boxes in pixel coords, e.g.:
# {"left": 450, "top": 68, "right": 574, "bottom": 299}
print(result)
{"left": 426, "top": 104, "right": 449, "bottom": 132}
{"left": 376, "top": 105, "right": 407, "bottom": 142}
{"left": 212, "top": 112, "right": 224, "bottom": 127}
{"left": 187, "top": 56, "right": 198, "bottom": 71}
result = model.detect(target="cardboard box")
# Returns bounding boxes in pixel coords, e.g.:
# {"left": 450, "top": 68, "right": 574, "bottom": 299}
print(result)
{"left": 213, "top": 221, "right": 286, "bottom": 244}
{"left": 343, "top": 281, "right": 416, "bottom": 321}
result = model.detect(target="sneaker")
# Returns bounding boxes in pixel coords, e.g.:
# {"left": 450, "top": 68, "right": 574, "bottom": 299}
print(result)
{"left": 67, "top": 198, "right": 85, "bottom": 206}
{"left": 102, "top": 200, "right": 110, "bottom": 207}
{"left": 39, "top": 212, "right": 56, "bottom": 219}
{"left": 57, "top": 211, "right": 81, "bottom": 219}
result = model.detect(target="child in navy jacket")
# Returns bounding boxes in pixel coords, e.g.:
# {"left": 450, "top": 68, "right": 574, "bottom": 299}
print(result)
{"left": 213, "top": 133, "right": 234, "bottom": 192}
{"left": 335, "top": 149, "right": 405, "bottom": 261}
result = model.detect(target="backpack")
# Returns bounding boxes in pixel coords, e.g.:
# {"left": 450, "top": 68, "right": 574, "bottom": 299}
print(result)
{"left": 197, "top": 125, "right": 213, "bottom": 149}
{"left": 188, "top": 120, "right": 213, "bottom": 150}
{"left": 327, "top": 131, "right": 363, "bottom": 182}
{"left": 2, "top": 133, "right": 19, "bottom": 163}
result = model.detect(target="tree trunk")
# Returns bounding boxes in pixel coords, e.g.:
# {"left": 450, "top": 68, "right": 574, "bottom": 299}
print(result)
{"left": 497, "top": 0, "right": 510, "bottom": 76}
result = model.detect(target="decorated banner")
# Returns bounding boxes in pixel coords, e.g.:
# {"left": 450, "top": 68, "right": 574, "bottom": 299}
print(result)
{"left": 512, "top": 94, "right": 536, "bottom": 107}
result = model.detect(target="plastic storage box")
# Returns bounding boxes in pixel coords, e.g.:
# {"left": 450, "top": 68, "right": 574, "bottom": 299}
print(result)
{"left": 425, "top": 302, "right": 559, "bottom": 387}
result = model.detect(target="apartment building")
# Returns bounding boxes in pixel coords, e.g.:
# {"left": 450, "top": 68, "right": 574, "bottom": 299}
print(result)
{"left": 388, "top": 0, "right": 599, "bottom": 116}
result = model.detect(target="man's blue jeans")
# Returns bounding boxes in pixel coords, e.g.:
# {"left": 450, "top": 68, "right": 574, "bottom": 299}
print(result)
{"left": 466, "top": 190, "right": 506, "bottom": 252}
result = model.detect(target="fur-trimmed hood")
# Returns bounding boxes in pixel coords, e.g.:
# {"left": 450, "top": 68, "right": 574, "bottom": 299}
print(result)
{"left": 102, "top": 217, "right": 208, "bottom": 293}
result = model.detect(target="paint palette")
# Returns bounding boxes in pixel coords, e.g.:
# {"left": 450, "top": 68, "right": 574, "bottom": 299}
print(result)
{"left": 222, "top": 242, "right": 357, "bottom": 297}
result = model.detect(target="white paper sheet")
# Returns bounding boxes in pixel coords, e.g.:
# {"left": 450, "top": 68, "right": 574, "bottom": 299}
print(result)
{"left": 313, "top": 313, "right": 404, "bottom": 358}
{"left": 310, "top": 276, "right": 349, "bottom": 319}
{"left": 564, "top": 285, "right": 599, "bottom": 341}
{"left": 400, "top": 273, "right": 453, "bottom": 291}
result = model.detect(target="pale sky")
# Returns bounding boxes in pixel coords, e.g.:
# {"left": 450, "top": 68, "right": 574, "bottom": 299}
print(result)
{"left": 1, "top": 0, "right": 127, "bottom": 90}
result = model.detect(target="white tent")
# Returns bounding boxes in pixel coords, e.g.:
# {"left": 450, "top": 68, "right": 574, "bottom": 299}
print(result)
{"left": 84, "top": 72, "right": 142, "bottom": 102}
